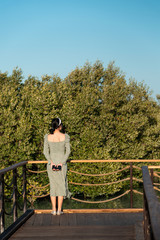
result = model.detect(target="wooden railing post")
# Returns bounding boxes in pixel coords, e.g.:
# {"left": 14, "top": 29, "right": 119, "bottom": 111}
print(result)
{"left": 130, "top": 162, "right": 133, "bottom": 208}
{"left": 23, "top": 165, "right": 27, "bottom": 213}
{"left": 13, "top": 169, "right": 18, "bottom": 222}
{"left": 0, "top": 174, "right": 5, "bottom": 233}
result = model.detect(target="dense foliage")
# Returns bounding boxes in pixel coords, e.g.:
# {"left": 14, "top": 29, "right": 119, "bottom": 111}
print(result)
{"left": 0, "top": 62, "right": 160, "bottom": 200}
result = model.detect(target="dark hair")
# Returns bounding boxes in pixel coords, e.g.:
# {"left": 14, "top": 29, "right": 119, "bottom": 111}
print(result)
{"left": 49, "top": 118, "right": 62, "bottom": 134}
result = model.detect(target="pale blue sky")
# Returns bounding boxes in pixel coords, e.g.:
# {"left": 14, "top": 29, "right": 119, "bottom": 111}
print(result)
{"left": 0, "top": 0, "right": 160, "bottom": 99}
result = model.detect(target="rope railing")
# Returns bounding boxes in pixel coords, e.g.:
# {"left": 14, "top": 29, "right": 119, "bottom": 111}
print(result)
{"left": 32, "top": 193, "right": 50, "bottom": 198}
{"left": 153, "top": 172, "right": 160, "bottom": 178}
{"left": 69, "top": 166, "right": 130, "bottom": 177}
{"left": 26, "top": 165, "right": 49, "bottom": 201}
{"left": 27, "top": 169, "right": 47, "bottom": 174}
{"left": 26, "top": 161, "right": 132, "bottom": 205}
{"left": 133, "top": 165, "right": 141, "bottom": 170}
{"left": 69, "top": 176, "right": 144, "bottom": 187}
{"left": 132, "top": 177, "right": 143, "bottom": 183}
{"left": 71, "top": 190, "right": 131, "bottom": 204}
{"left": 1, "top": 160, "right": 160, "bottom": 235}
{"left": 27, "top": 183, "right": 50, "bottom": 189}
{"left": 26, "top": 160, "right": 160, "bottom": 208}
{"left": 69, "top": 177, "right": 130, "bottom": 186}
{"left": 133, "top": 189, "right": 143, "bottom": 195}
{"left": 153, "top": 182, "right": 160, "bottom": 186}
{"left": 0, "top": 162, "right": 27, "bottom": 233}
{"left": 4, "top": 204, "right": 15, "bottom": 216}
{"left": 154, "top": 186, "right": 160, "bottom": 192}
{"left": 142, "top": 166, "right": 160, "bottom": 240}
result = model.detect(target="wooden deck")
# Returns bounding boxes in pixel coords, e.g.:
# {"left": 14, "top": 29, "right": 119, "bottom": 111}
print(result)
{"left": 9, "top": 210, "right": 144, "bottom": 240}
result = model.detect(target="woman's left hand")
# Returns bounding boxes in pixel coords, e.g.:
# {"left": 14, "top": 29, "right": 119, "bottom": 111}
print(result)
{"left": 56, "top": 164, "right": 62, "bottom": 171}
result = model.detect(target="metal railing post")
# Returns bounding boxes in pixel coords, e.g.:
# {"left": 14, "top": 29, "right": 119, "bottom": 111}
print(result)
{"left": 130, "top": 162, "right": 133, "bottom": 208}
{"left": 0, "top": 174, "right": 5, "bottom": 233}
{"left": 23, "top": 164, "right": 27, "bottom": 213}
{"left": 13, "top": 169, "right": 18, "bottom": 222}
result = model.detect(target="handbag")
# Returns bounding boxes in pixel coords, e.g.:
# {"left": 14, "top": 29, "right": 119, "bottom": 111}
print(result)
{"left": 52, "top": 164, "right": 62, "bottom": 171}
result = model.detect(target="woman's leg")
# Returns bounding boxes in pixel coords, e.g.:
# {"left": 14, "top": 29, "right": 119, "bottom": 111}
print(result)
{"left": 50, "top": 196, "right": 56, "bottom": 211}
{"left": 58, "top": 196, "right": 64, "bottom": 212}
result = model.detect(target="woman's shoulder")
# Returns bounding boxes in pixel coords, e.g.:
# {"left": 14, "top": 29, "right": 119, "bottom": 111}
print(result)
{"left": 65, "top": 133, "right": 70, "bottom": 142}
{"left": 44, "top": 134, "right": 48, "bottom": 139}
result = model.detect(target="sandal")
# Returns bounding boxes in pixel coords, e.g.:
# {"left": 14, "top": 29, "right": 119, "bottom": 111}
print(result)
{"left": 51, "top": 211, "right": 57, "bottom": 215}
{"left": 57, "top": 211, "right": 63, "bottom": 215}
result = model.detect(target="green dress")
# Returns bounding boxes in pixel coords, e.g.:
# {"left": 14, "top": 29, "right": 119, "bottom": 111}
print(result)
{"left": 43, "top": 133, "right": 71, "bottom": 197}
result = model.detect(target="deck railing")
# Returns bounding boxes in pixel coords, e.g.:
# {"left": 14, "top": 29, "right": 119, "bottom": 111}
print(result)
{"left": 0, "top": 161, "right": 34, "bottom": 239}
{"left": 142, "top": 166, "right": 160, "bottom": 240}
{"left": 0, "top": 161, "right": 27, "bottom": 233}
{"left": 27, "top": 160, "right": 160, "bottom": 207}
{"left": 1, "top": 160, "right": 160, "bottom": 235}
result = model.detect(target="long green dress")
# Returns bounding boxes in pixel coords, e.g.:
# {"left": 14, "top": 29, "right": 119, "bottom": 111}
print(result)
{"left": 43, "top": 133, "right": 71, "bottom": 197}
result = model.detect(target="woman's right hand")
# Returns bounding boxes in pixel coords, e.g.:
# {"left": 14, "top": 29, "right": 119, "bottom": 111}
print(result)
{"left": 51, "top": 161, "right": 54, "bottom": 169}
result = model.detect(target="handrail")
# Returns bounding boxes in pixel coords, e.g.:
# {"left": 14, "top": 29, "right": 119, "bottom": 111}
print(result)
{"left": 1, "top": 160, "right": 160, "bottom": 235}
{"left": 28, "top": 159, "right": 160, "bottom": 163}
{"left": 68, "top": 160, "right": 160, "bottom": 163}
{"left": 27, "top": 160, "right": 160, "bottom": 207}
{"left": 0, "top": 161, "right": 27, "bottom": 175}
{"left": 148, "top": 166, "right": 160, "bottom": 169}
{"left": 0, "top": 162, "right": 27, "bottom": 234}
{"left": 142, "top": 166, "right": 160, "bottom": 240}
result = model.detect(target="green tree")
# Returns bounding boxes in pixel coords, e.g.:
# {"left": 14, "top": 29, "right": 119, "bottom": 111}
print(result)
{"left": 0, "top": 62, "right": 160, "bottom": 200}
{"left": 100, "top": 63, "right": 160, "bottom": 160}
{"left": 61, "top": 62, "right": 124, "bottom": 198}
{"left": 0, "top": 69, "right": 23, "bottom": 167}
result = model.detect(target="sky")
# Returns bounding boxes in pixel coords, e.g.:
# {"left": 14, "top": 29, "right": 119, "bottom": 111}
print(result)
{"left": 0, "top": 0, "right": 160, "bottom": 99}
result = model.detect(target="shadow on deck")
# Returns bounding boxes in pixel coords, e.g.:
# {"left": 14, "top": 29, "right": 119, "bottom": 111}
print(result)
{"left": 8, "top": 209, "right": 144, "bottom": 240}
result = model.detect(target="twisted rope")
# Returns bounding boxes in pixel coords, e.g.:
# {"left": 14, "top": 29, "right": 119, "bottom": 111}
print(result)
{"left": 153, "top": 183, "right": 160, "bottom": 186}
{"left": 71, "top": 190, "right": 130, "bottom": 204}
{"left": 133, "top": 189, "right": 143, "bottom": 195}
{"left": 28, "top": 183, "right": 50, "bottom": 189}
{"left": 31, "top": 193, "right": 50, "bottom": 198}
{"left": 69, "top": 177, "right": 130, "bottom": 186}
{"left": 4, "top": 179, "right": 14, "bottom": 188}
{"left": 133, "top": 177, "right": 143, "bottom": 183}
{"left": 17, "top": 202, "right": 23, "bottom": 211}
{"left": 27, "top": 169, "right": 47, "bottom": 174}
{"left": 153, "top": 170, "right": 160, "bottom": 174}
{"left": 132, "top": 166, "right": 141, "bottom": 170}
{"left": 69, "top": 166, "right": 130, "bottom": 177}
{"left": 154, "top": 186, "right": 160, "bottom": 192}
{"left": 4, "top": 192, "right": 14, "bottom": 201}
{"left": 4, "top": 203, "right": 15, "bottom": 216}
{"left": 153, "top": 172, "right": 160, "bottom": 178}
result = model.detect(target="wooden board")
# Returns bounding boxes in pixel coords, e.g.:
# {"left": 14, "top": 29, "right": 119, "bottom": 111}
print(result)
{"left": 10, "top": 212, "right": 144, "bottom": 240}
{"left": 42, "top": 214, "right": 52, "bottom": 226}
{"left": 34, "top": 208, "right": 143, "bottom": 214}
{"left": 10, "top": 225, "right": 135, "bottom": 239}
{"left": 24, "top": 214, "right": 36, "bottom": 226}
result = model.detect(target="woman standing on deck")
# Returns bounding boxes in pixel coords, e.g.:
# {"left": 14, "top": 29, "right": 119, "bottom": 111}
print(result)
{"left": 43, "top": 118, "right": 71, "bottom": 215}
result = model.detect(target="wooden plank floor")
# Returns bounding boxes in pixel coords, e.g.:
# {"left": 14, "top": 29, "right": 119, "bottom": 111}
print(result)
{"left": 10, "top": 212, "right": 144, "bottom": 240}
